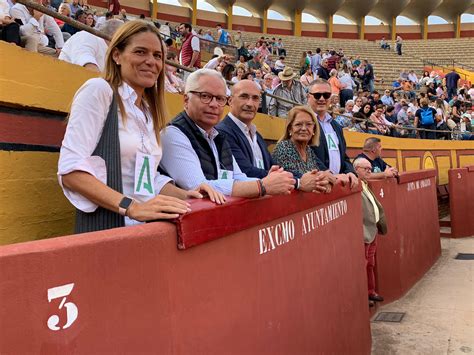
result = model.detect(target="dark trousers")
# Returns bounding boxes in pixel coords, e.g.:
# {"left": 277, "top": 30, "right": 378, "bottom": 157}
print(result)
{"left": 1, "top": 23, "right": 21, "bottom": 46}
{"left": 419, "top": 124, "right": 436, "bottom": 139}
{"left": 340, "top": 89, "right": 353, "bottom": 107}
{"left": 447, "top": 87, "right": 457, "bottom": 101}
{"left": 396, "top": 43, "right": 402, "bottom": 55}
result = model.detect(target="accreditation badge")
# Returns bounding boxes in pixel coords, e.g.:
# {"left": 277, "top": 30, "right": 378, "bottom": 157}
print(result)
{"left": 134, "top": 152, "right": 156, "bottom": 197}
{"left": 218, "top": 169, "right": 233, "bottom": 180}
{"left": 326, "top": 133, "right": 339, "bottom": 152}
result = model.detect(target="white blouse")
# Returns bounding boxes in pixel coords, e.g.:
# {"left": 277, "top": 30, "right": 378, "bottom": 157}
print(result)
{"left": 58, "top": 78, "right": 172, "bottom": 225}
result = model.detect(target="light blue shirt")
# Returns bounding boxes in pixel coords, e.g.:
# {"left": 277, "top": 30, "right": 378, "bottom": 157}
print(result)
{"left": 381, "top": 95, "right": 394, "bottom": 106}
{"left": 160, "top": 121, "right": 254, "bottom": 196}
{"left": 317, "top": 113, "right": 341, "bottom": 174}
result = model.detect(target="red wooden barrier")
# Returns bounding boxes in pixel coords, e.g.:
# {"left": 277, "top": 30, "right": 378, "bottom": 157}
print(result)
{"left": 449, "top": 166, "right": 474, "bottom": 238}
{"left": 0, "top": 185, "right": 372, "bottom": 354}
{"left": 369, "top": 169, "right": 441, "bottom": 303}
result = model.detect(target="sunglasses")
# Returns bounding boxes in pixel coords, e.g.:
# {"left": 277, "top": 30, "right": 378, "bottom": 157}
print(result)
{"left": 308, "top": 92, "right": 331, "bottom": 100}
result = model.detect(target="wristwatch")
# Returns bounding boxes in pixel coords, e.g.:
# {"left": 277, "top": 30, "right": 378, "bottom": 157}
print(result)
{"left": 118, "top": 197, "right": 134, "bottom": 216}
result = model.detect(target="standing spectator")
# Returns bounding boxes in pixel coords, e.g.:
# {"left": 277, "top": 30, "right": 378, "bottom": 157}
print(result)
{"left": 328, "top": 69, "right": 342, "bottom": 96}
{"left": 310, "top": 48, "right": 322, "bottom": 74}
{"left": 0, "top": 0, "right": 20, "bottom": 46}
{"left": 362, "top": 59, "right": 375, "bottom": 93}
{"left": 396, "top": 34, "right": 403, "bottom": 55}
{"left": 353, "top": 157, "right": 387, "bottom": 307}
{"left": 415, "top": 98, "right": 437, "bottom": 139}
{"left": 326, "top": 50, "right": 339, "bottom": 71}
{"left": 268, "top": 67, "right": 307, "bottom": 118}
{"left": 445, "top": 68, "right": 461, "bottom": 101}
{"left": 68, "top": 0, "right": 82, "bottom": 17}
{"left": 338, "top": 65, "right": 354, "bottom": 107}
{"left": 178, "top": 22, "right": 200, "bottom": 74}
{"left": 108, "top": 0, "right": 121, "bottom": 15}
{"left": 408, "top": 70, "right": 419, "bottom": 89}
{"left": 202, "top": 29, "right": 213, "bottom": 42}
{"left": 233, "top": 30, "right": 243, "bottom": 48}
{"left": 216, "top": 23, "right": 230, "bottom": 45}
{"left": 299, "top": 51, "right": 310, "bottom": 75}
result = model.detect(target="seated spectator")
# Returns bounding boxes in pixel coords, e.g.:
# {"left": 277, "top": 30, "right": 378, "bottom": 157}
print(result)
{"left": 59, "top": 19, "right": 122, "bottom": 72}
{"left": 335, "top": 100, "right": 354, "bottom": 129}
{"left": 261, "top": 73, "right": 274, "bottom": 113}
{"left": 54, "top": 3, "right": 71, "bottom": 28}
{"left": 299, "top": 66, "right": 314, "bottom": 90}
{"left": 165, "top": 52, "right": 184, "bottom": 94}
{"left": 85, "top": 12, "right": 95, "bottom": 27}
{"left": 329, "top": 94, "right": 340, "bottom": 112}
{"left": 10, "top": 0, "right": 63, "bottom": 55}
{"left": 369, "top": 104, "right": 393, "bottom": 135}
{"left": 268, "top": 67, "right": 307, "bottom": 118}
{"left": 408, "top": 70, "right": 419, "bottom": 89}
{"left": 381, "top": 90, "right": 394, "bottom": 106}
{"left": 316, "top": 59, "right": 330, "bottom": 80}
{"left": 62, "top": 9, "right": 87, "bottom": 36}
{"left": 353, "top": 97, "right": 363, "bottom": 113}
{"left": 415, "top": 97, "right": 437, "bottom": 139}
{"left": 380, "top": 36, "right": 390, "bottom": 50}
{"left": 275, "top": 38, "right": 286, "bottom": 56}
{"left": 355, "top": 137, "right": 398, "bottom": 178}
{"left": 272, "top": 105, "right": 334, "bottom": 192}
{"left": 258, "top": 42, "right": 270, "bottom": 59}
{"left": 353, "top": 157, "right": 387, "bottom": 307}
{"left": 274, "top": 56, "right": 286, "bottom": 73}
{"left": 160, "top": 69, "right": 296, "bottom": 197}
{"left": 0, "top": 0, "right": 20, "bottom": 46}
{"left": 385, "top": 106, "right": 397, "bottom": 124}
{"left": 247, "top": 54, "right": 262, "bottom": 73}
{"left": 231, "top": 66, "right": 245, "bottom": 83}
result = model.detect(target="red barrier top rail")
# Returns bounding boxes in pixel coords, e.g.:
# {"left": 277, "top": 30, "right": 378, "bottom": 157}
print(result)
{"left": 396, "top": 169, "right": 437, "bottom": 184}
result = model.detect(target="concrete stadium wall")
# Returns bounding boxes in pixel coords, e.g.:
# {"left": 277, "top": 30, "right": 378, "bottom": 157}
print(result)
{"left": 0, "top": 187, "right": 373, "bottom": 354}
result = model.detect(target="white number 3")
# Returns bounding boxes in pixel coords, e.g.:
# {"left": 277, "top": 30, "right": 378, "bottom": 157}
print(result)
{"left": 47, "top": 283, "right": 78, "bottom": 331}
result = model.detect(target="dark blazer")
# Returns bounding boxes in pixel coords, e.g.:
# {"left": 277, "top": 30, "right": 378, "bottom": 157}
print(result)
{"left": 312, "top": 119, "right": 355, "bottom": 174}
{"left": 216, "top": 115, "right": 273, "bottom": 178}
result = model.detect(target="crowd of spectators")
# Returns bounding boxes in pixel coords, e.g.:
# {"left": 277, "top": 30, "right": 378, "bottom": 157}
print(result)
{"left": 0, "top": 5, "right": 472, "bottom": 140}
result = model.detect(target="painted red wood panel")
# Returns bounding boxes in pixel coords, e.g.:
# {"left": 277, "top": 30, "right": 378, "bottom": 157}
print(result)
{"left": 267, "top": 27, "right": 293, "bottom": 35}
{"left": 427, "top": 31, "right": 454, "bottom": 39}
{"left": 157, "top": 12, "right": 190, "bottom": 23}
{"left": 364, "top": 33, "right": 389, "bottom": 41}
{"left": 302, "top": 31, "right": 327, "bottom": 38}
{"left": 333, "top": 32, "right": 358, "bottom": 39}
{"left": 0, "top": 111, "right": 65, "bottom": 147}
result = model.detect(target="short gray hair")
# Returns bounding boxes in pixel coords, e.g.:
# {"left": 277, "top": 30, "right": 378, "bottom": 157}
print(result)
{"left": 99, "top": 19, "right": 124, "bottom": 38}
{"left": 353, "top": 157, "right": 371, "bottom": 169}
{"left": 345, "top": 100, "right": 354, "bottom": 108}
{"left": 184, "top": 68, "right": 226, "bottom": 94}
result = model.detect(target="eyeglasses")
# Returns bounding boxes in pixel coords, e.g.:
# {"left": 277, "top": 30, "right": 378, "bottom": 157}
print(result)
{"left": 308, "top": 92, "right": 331, "bottom": 100}
{"left": 189, "top": 91, "right": 227, "bottom": 107}
{"left": 293, "top": 122, "right": 315, "bottom": 129}
{"left": 357, "top": 166, "right": 372, "bottom": 172}
{"left": 237, "top": 93, "right": 261, "bottom": 102}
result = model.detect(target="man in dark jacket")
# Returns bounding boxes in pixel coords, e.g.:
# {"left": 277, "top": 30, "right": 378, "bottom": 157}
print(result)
{"left": 307, "top": 79, "right": 358, "bottom": 188}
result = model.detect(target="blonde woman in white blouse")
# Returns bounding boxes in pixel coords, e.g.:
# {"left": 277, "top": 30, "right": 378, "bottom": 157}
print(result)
{"left": 58, "top": 21, "right": 224, "bottom": 232}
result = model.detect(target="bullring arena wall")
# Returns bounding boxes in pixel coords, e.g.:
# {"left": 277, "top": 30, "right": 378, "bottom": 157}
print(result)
{"left": 87, "top": 0, "right": 474, "bottom": 39}
{"left": 0, "top": 41, "right": 473, "bottom": 245}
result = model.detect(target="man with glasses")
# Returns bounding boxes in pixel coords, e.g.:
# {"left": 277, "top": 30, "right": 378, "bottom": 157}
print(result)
{"left": 307, "top": 79, "right": 358, "bottom": 188}
{"left": 160, "top": 69, "right": 295, "bottom": 198}
{"left": 353, "top": 157, "right": 387, "bottom": 307}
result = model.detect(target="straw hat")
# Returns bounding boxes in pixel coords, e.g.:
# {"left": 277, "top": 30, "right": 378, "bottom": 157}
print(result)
{"left": 278, "top": 67, "right": 296, "bottom": 81}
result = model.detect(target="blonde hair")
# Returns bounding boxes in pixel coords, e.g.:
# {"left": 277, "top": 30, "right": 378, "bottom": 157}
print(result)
{"left": 279, "top": 106, "right": 320, "bottom": 146}
{"left": 104, "top": 20, "right": 167, "bottom": 143}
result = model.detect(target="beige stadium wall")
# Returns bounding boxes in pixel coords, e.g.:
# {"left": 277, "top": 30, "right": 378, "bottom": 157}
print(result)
{"left": 232, "top": 15, "right": 262, "bottom": 33}
{"left": 196, "top": 9, "right": 227, "bottom": 28}
{"left": 333, "top": 24, "right": 358, "bottom": 39}
{"left": 302, "top": 23, "right": 327, "bottom": 38}
{"left": 395, "top": 24, "right": 422, "bottom": 39}
{"left": 267, "top": 19, "right": 293, "bottom": 35}
{"left": 428, "top": 23, "right": 455, "bottom": 39}
{"left": 365, "top": 24, "right": 390, "bottom": 41}
{"left": 460, "top": 22, "right": 474, "bottom": 38}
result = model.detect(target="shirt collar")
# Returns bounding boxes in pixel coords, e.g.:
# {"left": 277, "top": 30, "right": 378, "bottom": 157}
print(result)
{"left": 194, "top": 120, "right": 219, "bottom": 140}
{"left": 228, "top": 112, "right": 257, "bottom": 137}
{"left": 317, "top": 112, "right": 332, "bottom": 123}
{"left": 118, "top": 82, "right": 138, "bottom": 102}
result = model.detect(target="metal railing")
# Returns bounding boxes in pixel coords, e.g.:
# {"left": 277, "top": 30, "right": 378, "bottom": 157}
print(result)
{"left": 13, "top": 0, "right": 472, "bottom": 139}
